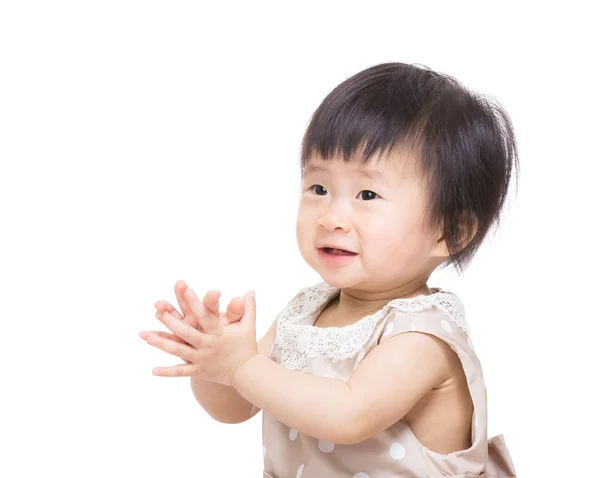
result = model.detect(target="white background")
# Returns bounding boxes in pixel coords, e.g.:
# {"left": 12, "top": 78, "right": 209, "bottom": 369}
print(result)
{"left": 1, "top": 1, "right": 598, "bottom": 476}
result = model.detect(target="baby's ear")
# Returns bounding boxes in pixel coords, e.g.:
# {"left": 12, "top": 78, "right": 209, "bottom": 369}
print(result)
{"left": 431, "top": 221, "right": 450, "bottom": 258}
{"left": 456, "top": 210, "right": 478, "bottom": 252}
{"left": 432, "top": 210, "right": 478, "bottom": 257}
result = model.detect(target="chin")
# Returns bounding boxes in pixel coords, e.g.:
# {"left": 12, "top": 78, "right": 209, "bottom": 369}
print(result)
{"left": 316, "top": 272, "right": 353, "bottom": 289}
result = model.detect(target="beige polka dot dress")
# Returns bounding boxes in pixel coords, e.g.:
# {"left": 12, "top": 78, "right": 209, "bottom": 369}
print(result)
{"left": 262, "top": 281, "right": 517, "bottom": 477}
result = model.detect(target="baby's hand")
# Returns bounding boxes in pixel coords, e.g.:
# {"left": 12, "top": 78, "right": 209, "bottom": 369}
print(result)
{"left": 141, "top": 282, "right": 258, "bottom": 384}
{"left": 140, "top": 280, "right": 246, "bottom": 348}
{"left": 177, "top": 282, "right": 246, "bottom": 328}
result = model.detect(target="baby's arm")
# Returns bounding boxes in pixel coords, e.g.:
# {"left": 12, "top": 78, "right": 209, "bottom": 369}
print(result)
{"left": 232, "top": 331, "right": 451, "bottom": 444}
{"left": 190, "top": 318, "right": 277, "bottom": 423}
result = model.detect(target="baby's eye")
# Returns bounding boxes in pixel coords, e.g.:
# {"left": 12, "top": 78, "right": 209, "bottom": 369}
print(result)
{"left": 358, "top": 190, "right": 380, "bottom": 201}
{"left": 310, "top": 184, "right": 328, "bottom": 196}
{"left": 308, "top": 185, "right": 380, "bottom": 201}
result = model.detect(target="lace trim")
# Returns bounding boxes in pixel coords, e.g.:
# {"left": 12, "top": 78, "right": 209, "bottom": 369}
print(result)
{"left": 274, "top": 281, "right": 470, "bottom": 371}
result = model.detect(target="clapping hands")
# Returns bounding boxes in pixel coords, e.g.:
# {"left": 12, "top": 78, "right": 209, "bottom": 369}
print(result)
{"left": 140, "top": 280, "right": 258, "bottom": 386}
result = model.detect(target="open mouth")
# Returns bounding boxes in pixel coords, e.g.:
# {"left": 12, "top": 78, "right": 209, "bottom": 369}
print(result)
{"left": 321, "top": 247, "right": 357, "bottom": 256}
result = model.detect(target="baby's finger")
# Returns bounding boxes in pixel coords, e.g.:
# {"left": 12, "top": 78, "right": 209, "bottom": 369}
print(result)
{"left": 152, "top": 363, "right": 197, "bottom": 377}
{"left": 182, "top": 313, "right": 204, "bottom": 333}
{"left": 174, "top": 280, "right": 193, "bottom": 319}
{"left": 203, "top": 290, "right": 221, "bottom": 317}
{"left": 141, "top": 330, "right": 177, "bottom": 342}
{"left": 155, "top": 300, "right": 183, "bottom": 321}
{"left": 224, "top": 296, "right": 245, "bottom": 324}
{"left": 185, "top": 287, "right": 221, "bottom": 335}
{"left": 146, "top": 332, "right": 198, "bottom": 363}
{"left": 154, "top": 304, "right": 204, "bottom": 335}
{"left": 152, "top": 310, "right": 199, "bottom": 343}
{"left": 155, "top": 303, "right": 197, "bottom": 329}
{"left": 142, "top": 327, "right": 190, "bottom": 346}
{"left": 158, "top": 310, "right": 205, "bottom": 349}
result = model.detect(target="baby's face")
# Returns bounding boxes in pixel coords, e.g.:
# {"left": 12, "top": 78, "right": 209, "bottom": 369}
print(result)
{"left": 296, "top": 150, "right": 446, "bottom": 289}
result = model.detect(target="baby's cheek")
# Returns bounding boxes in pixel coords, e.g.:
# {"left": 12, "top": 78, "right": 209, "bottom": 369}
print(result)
{"left": 366, "top": 227, "right": 423, "bottom": 271}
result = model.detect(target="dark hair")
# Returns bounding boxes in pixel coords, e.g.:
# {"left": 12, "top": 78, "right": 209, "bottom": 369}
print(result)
{"left": 299, "top": 62, "right": 520, "bottom": 275}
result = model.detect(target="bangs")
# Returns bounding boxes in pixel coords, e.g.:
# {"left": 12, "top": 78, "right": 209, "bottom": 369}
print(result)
{"left": 300, "top": 63, "right": 430, "bottom": 176}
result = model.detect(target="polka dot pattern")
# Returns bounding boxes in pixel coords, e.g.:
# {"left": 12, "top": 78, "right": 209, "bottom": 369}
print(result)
{"left": 296, "top": 464, "right": 304, "bottom": 478}
{"left": 289, "top": 428, "right": 298, "bottom": 441}
{"left": 390, "top": 442, "right": 406, "bottom": 459}
{"left": 263, "top": 445, "right": 266, "bottom": 458}
{"left": 441, "top": 319, "right": 453, "bottom": 333}
{"left": 353, "top": 473, "right": 370, "bottom": 478}
{"left": 318, "top": 439, "right": 335, "bottom": 453}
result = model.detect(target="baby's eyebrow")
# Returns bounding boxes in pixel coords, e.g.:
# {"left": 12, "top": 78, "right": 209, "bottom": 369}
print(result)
{"left": 304, "top": 164, "right": 390, "bottom": 186}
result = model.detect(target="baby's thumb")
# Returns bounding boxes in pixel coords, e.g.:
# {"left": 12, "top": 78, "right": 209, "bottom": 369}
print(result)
{"left": 242, "top": 290, "right": 256, "bottom": 324}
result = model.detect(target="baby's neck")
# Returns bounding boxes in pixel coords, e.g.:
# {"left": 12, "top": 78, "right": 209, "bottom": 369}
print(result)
{"left": 332, "top": 282, "right": 433, "bottom": 319}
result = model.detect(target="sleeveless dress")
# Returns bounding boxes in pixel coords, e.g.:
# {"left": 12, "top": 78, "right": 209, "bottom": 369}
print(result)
{"left": 262, "top": 281, "right": 517, "bottom": 477}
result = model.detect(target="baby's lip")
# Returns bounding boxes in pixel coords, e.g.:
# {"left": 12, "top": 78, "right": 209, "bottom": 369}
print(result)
{"left": 317, "top": 244, "right": 357, "bottom": 254}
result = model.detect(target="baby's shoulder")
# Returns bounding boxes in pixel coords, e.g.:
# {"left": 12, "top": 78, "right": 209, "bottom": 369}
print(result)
{"left": 376, "top": 291, "right": 475, "bottom": 353}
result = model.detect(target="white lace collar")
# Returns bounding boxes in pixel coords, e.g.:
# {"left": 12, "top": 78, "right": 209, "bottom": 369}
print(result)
{"left": 274, "top": 281, "right": 470, "bottom": 371}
